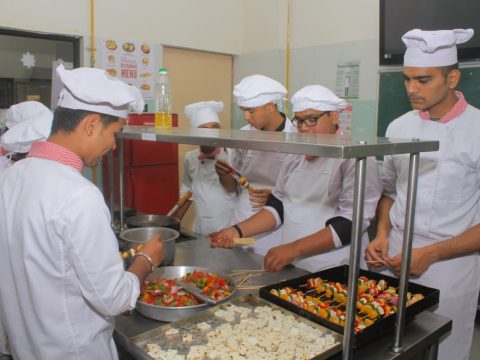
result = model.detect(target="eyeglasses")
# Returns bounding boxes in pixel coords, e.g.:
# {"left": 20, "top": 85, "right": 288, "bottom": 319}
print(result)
{"left": 292, "top": 112, "right": 329, "bottom": 128}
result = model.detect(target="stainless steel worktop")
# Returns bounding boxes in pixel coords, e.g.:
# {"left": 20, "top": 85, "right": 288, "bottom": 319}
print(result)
{"left": 117, "top": 126, "right": 439, "bottom": 159}
{"left": 114, "top": 237, "right": 451, "bottom": 360}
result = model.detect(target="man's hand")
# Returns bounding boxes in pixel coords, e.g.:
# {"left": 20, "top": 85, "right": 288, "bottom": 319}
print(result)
{"left": 209, "top": 227, "right": 239, "bottom": 249}
{"left": 249, "top": 188, "right": 271, "bottom": 208}
{"left": 140, "top": 233, "right": 165, "bottom": 267}
{"left": 387, "top": 246, "right": 437, "bottom": 276}
{"left": 365, "top": 235, "right": 389, "bottom": 268}
{"left": 215, "top": 159, "right": 234, "bottom": 177}
{"left": 264, "top": 243, "right": 299, "bottom": 272}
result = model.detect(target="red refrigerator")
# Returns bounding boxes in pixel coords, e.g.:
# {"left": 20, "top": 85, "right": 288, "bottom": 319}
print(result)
{"left": 102, "top": 113, "right": 179, "bottom": 215}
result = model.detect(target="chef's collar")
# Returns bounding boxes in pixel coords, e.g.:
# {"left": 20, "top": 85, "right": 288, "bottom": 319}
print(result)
{"left": 419, "top": 91, "right": 467, "bottom": 123}
{"left": 27, "top": 141, "right": 83, "bottom": 172}
{"left": 262, "top": 112, "right": 286, "bottom": 132}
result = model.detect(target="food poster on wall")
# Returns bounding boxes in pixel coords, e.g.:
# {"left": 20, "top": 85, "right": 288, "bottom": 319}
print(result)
{"left": 335, "top": 61, "right": 359, "bottom": 99}
{"left": 99, "top": 38, "right": 155, "bottom": 101}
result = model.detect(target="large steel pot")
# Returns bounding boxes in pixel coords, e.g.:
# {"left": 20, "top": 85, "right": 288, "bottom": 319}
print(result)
{"left": 125, "top": 214, "right": 180, "bottom": 231}
{"left": 125, "top": 192, "right": 193, "bottom": 232}
{"left": 119, "top": 227, "right": 179, "bottom": 265}
{"left": 135, "top": 266, "right": 236, "bottom": 322}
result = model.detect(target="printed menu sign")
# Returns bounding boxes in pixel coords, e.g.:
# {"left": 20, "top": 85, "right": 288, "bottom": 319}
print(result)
{"left": 99, "top": 38, "right": 155, "bottom": 100}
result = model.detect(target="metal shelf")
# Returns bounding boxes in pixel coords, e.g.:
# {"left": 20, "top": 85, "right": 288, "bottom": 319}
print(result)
{"left": 118, "top": 126, "right": 439, "bottom": 158}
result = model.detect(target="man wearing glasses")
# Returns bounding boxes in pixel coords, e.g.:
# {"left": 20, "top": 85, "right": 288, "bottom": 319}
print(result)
{"left": 211, "top": 85, "right": 382, "bottom": 272}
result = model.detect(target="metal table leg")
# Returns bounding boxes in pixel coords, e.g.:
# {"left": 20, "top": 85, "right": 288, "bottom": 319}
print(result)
{"left": 343, "top": 156, "right": 367, "bottom": 360}
{"left": 392, "top": 152, "right": 420, "bottom": 353}
{"left": 118, "top": 137, "right": 125, "bottom": 231}
{"left": 424, "top": 342, "right": 439, "bottom": 360}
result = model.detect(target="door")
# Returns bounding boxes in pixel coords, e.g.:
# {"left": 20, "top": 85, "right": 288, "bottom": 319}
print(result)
{"left": 163, "top": 47, "right": 233, "bottom": 231}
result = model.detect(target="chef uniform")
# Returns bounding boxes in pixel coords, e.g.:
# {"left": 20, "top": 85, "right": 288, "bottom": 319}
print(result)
{"left": 230, "top": 75, "right": 297, "bottom": 255}
{"left": 0, "top": 65, "right": 145, "bottom": 360}
{"left": 181, "top": 101, "right": 235, "bottom": 235}
{"left": 379, "top": 29, "right": 480, "bottom": 360}
{"left": 0, "top": 101, "right": 52, "bottom": 357}
{"left": 0, "top": 101, "right": 52, "bottom": 176}
{"left": 265, "top": 85, "right": 382, "bottom": 271}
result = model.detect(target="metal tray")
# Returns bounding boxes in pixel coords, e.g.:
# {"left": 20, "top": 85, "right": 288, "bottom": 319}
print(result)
{"left": 259, "top": 265, "right": 440, "bottom": 348}
{"left": 136, "top": 266, "right": 236, "bottom": 322}
{"left": 129, "top": 294, "right": 343, "bottom": 360}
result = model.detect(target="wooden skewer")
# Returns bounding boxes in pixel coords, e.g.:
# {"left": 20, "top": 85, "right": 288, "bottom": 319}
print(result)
{"left": 233, "top": 237, "right": 256, "bottom": 246}
{"left": 365, "top": 260, "right": 387, "bottom": 264}
{"left": 230, "top": 269, "right": 266, "bottom": 273}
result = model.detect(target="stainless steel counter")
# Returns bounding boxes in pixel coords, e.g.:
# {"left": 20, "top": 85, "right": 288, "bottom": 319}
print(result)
{"left": 114, "top": 238, "right": 451, "bottom": 360}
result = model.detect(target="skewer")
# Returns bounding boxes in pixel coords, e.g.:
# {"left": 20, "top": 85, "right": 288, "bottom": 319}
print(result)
{"left": 230, "top": 269, "right": 266, "bottom": 273}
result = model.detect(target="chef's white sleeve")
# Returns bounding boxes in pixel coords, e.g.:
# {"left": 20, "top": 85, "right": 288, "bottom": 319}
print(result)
{"left": 62, "top": 187, "right": 140, "bottom": 316}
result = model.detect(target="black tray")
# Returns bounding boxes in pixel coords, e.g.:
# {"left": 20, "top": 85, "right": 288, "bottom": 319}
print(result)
{"left": 259, "top": 265, "right": 439, "bottom": 348}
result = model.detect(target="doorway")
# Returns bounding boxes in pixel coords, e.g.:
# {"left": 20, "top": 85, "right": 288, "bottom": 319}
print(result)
{"left": 163, "top": 47, "right": 233, "bottom": 231}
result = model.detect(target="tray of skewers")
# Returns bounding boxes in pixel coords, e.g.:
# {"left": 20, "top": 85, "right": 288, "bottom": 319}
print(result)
{"left": 259, "top": 265, "right": 439, "bottom": 348}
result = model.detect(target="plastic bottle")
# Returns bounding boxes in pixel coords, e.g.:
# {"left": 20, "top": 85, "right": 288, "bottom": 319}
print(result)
{"left": 154, "top": 67, "right": 172, "bottom": 128}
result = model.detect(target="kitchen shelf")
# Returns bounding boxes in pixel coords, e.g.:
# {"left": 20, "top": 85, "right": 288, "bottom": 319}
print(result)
{"left": 118, "top": 126, "right": 439, "bottom": 159}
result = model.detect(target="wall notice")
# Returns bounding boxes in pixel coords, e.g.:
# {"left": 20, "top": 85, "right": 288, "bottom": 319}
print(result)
{"left": 335, "top": 61, "right": 359, "bottom": 99}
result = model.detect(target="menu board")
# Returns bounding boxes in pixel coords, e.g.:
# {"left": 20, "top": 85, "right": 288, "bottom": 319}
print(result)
{"left": 99, "top": 38, "right": 155, "bottom": 100}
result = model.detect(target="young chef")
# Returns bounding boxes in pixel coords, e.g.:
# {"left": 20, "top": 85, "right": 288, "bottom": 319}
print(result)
{"left": 181, "top": 100, "right": 235, "bottom": 235}
{"left": 0, "top": 101, "right": 52, "bottom": 359}
{"left": 0, "top": 64, "right": 165, "bottom": 360}
{"left": 211, "top": 85, "right": 382, "bottom": 272}
{"left": 0, "top": 101, "right": 52, "bottom": 175}
{"left": 214, "top": 74, "right": 296, "bottom": 255}
{"left": 365, "top": 28, "right": 480, "bottom": 360}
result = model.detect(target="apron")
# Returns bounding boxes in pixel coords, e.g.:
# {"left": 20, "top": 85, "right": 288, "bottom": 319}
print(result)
{"left": 234, "top": 149, "right": 287, "bottom": 255}
{"left": 187, "top": 151, "right": 235, "bottom": 235}
{"left": 281, "top": 157, "right": 353, "bottom": 272}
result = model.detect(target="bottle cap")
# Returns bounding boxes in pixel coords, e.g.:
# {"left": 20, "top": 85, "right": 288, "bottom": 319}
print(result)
{"left": 159, "top": 67, "right": 168, "bottom": 74}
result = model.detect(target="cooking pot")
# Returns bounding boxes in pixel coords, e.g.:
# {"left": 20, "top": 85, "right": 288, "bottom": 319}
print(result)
{"left": 119, "top": 226, "right": 179, "bottom": 265}
{"left": 126, "top": 214, "right": 180, "bottom": 231}
{"left": 125, "top": 191, "right": 192, "bottom": 232}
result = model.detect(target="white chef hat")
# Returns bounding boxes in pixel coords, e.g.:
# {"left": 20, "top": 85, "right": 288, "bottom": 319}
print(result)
{"left": 55, "top": 64, "right": 145, "bottom": 118}
{"left": 233, "top": 74, "right": 287, "bottom": 107}
{"left": 184, "top": 101, "right": 224, "bottom": 128}
{"left": 403, "top": 28, "right": 474, "bottom": 67}
{"left": 1, "top": 101, "right": 53, "bottom": 153}
{"left": 291, "top": 85, "right": 347, "bottom": 112}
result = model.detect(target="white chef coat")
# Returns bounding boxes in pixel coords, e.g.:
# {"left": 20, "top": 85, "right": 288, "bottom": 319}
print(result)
{"left": 230, "top": 117, "right": 297, "bottom": 255}
{"left": 181, "top": 148, "right": 235, "bottom": 235}
{"left": 382, "top": 106, "right": 480, "bottom": 360}
{"left": 0, "top": 156, "right": 140, "bottom": 360}
{"left": 266, "top": 154, "right": 382, "bottom": 272}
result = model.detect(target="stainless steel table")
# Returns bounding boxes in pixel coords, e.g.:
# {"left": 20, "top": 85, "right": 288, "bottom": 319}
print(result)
{"left": 114, "top": 238, "right": 451, "bottom": 360}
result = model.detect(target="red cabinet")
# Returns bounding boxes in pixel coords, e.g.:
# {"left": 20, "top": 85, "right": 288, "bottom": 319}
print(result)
{"left": 102, "top": 114, "right": 179, "bottom": 215}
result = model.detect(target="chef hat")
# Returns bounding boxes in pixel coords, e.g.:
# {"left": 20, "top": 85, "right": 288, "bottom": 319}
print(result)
{"left": 1, "top": 101, "right": 53, "bottom": 153}
{"left": 184, "top": 101, "right": 224, "bottom": 128}
{"left": 55, "top": 64, "right": 145, "bottom": 118}
{"left": 233, "top": 74, "right": 287, "bottom": 107}
{"left": 403, "top": 28, "right": 474, "bottom": 67}
{"left": 291, "top": 85, "right": 347, "bottom": 112}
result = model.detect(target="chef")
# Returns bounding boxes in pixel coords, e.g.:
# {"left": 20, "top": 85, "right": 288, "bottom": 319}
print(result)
{"left": 0, "top": 101, "right": 52, "bottom": 175}
{"left": 0, "top": 64, "right": 165, "bottom": 360}
{"left": 365, "top": 28, "right": 480, "bottom": 360}
{"left": 211, "top": 85, "right": 382, "bottom": 272}
{"left": 214, "top": 74, "right": 296, "bottom": 255}
{"left": 181, "top": 100, "right": 235, "bottom": 235}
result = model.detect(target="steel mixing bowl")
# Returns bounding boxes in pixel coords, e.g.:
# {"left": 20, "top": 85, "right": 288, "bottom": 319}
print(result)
{"left": 119, "top": 227, "right": 179, "bottom": 265}
{"left": 135, "top": 266, "right": 236, "bottom": 322}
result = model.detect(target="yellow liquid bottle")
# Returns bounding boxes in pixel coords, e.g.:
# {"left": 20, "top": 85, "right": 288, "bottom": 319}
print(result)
{"left": 155, "top": 112, "right": 172, "bottom": 128}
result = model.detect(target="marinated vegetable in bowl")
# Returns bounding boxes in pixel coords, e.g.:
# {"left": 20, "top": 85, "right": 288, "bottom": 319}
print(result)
{"left": 139, "top": 270, "right": 232, "bottom": 307}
